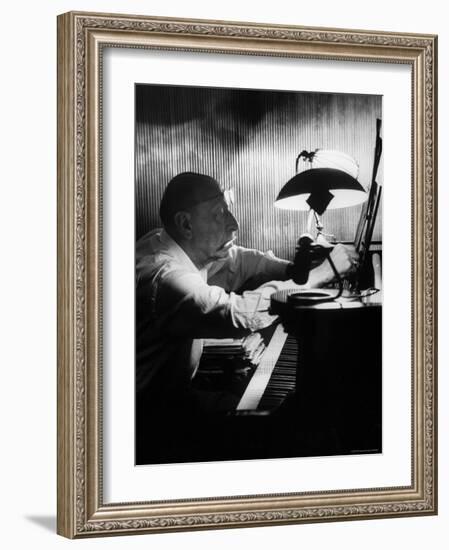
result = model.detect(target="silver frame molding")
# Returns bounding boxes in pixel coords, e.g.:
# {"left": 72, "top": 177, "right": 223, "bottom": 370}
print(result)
{"left": 57, "top": 11, "right": 438, "bottom": 538}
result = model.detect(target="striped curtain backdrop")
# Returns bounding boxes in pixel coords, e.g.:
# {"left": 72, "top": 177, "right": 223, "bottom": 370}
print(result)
{"left": 135, "top": 85, "right": 382, "bottom": 261}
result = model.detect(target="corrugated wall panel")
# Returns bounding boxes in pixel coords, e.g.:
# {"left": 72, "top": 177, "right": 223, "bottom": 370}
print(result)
{"left": 135, "top": 85, "right": 382, "bottom": 261}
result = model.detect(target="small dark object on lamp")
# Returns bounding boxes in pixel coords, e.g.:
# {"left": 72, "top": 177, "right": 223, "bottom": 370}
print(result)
{"left": 289, "top": 234, "right": 332, "bottom": 285}
{"left": 306, "top": 188, "right": 334, "bottom": 216}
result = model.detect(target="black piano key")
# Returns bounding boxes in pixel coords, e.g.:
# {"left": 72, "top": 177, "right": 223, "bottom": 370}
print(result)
{"left": 257, "top": 334, "right": 298, "bottom": 411}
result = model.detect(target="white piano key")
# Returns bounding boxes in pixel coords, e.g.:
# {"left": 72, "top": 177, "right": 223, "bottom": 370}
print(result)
{"left": 236, "top": 324, "right": 288, "bottom": 410}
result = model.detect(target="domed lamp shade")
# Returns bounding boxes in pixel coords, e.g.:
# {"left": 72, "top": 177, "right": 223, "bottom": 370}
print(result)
{"left": 275, "top": 167, "right": 367, "bottom": 215}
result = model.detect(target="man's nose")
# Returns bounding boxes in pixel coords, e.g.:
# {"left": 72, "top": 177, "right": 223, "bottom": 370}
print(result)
{"left": 227, "top": 210, "right": 239, "bottom": 232}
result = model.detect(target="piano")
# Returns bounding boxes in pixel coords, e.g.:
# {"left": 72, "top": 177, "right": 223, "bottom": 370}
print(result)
{"left": 193, "top": 297, "right": 381, "bottom": 460}
{"left": 192, "top": 251, "right": 383, "bottom": 460}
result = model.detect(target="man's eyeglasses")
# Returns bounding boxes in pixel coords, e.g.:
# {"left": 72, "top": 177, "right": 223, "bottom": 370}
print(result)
{"left": 223, "top": 188, "right": 235, "bottom": 208}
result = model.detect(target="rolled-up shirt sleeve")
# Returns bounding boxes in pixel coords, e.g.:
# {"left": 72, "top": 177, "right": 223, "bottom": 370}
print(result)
{"left": 155, "top": 263, "right": 299, "bottom": 339}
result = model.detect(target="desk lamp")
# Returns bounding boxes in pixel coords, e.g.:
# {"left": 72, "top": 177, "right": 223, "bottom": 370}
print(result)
{"left": 275, "top": 149, "right": 367, "bottom": 304}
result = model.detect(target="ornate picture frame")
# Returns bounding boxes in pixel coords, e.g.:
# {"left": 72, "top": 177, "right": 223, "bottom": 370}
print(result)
{"left": 57, "top": 11, "right": 437, "bottom": 538}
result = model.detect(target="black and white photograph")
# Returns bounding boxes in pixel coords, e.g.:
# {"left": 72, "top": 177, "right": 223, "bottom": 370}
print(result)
{"left": 52, "top": 7, "right": 437, "bottom": 541}
{"left": 134, "top": 83, "right": 383, "bottom": 465}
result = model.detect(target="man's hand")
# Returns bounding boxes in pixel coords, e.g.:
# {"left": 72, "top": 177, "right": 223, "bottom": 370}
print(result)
{"left": 308, "top": 244, "right": 359, "bottom": 287}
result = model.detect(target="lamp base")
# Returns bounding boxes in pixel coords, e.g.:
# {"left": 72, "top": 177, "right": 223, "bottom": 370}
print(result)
{"left": 271, "top": 288, "right": 345, "bottom": 316}
{"left": 288, "top": 289, "right": 336, "bottom": 306}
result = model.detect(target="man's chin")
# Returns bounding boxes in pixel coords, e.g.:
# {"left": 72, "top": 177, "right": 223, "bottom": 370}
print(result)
{"left": 211, "top": 248, "right": 232, "bottom": 261}
{"left": 211, "top": 241, "right": 235, "bottom": 261}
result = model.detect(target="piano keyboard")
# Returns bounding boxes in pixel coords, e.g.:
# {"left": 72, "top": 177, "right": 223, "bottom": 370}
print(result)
{"left": 257, "top": 334, "right": 298, "bottom": 411}
{"left": 236, "top": 324, "right": 298, "bottom": 411}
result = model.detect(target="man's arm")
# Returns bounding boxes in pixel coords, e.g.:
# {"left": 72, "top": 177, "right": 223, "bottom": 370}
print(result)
{"left": 207, "top": 246, "right": 290, "bottom": 292}
{"left": 150, "top": 244, "right": 358, "bottom": 339}
{"left": 208, "top": 243, "right": 357, "bottom": 292}
{"left": 155, "top": 267, "right": 290, "bottom": 339}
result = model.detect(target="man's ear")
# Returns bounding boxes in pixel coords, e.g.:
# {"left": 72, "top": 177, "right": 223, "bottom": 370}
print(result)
{"left": 173, "top": 211, "right": 193, "bottom": 239}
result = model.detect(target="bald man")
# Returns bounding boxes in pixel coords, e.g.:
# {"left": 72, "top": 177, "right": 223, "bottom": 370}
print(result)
{"left": 135, "top": 172, "right": 356, "bottom": 462}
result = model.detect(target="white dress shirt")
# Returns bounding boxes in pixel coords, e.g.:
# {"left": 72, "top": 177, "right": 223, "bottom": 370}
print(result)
{"left": 136, "top": 228, "right": 295, "bottom": 396}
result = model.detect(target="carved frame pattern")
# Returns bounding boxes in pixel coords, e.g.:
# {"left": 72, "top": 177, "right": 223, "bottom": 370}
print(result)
{"left": 57, "top": 11, "right": 437, "bottom": 538}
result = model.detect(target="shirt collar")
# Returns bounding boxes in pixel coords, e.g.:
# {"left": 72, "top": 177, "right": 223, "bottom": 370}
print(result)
{"left": 160, "top": 229, "right": 208, "bottom": 281}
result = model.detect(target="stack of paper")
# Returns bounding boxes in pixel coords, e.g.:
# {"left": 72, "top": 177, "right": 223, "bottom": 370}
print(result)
{"left": 200, "top": 333, "right": 266, "bottom": 374}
